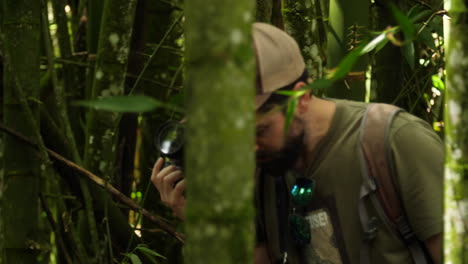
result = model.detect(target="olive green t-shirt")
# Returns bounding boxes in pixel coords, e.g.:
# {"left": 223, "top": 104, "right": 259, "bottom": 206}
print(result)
{"left": 258, "top": 99, "right": 443, "bottom": 264}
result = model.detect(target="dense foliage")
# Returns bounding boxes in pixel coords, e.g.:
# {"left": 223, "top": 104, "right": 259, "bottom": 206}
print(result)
{"left": 0, "top": 0, "right": 452, "bottom": 263}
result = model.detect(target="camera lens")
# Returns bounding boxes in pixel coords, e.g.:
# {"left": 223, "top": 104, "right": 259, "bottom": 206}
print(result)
{"left": 156, "top": 121, "right": 185, "bottom": 156}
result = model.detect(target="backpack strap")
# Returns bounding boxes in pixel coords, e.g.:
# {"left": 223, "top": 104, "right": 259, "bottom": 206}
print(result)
{"left": 358, "top": 103, "right": 429, "bottom": 264}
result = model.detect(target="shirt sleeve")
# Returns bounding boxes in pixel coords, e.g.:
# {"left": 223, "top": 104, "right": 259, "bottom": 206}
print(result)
{"left": 389, "top": 115, "right": 444, "bottom": 241}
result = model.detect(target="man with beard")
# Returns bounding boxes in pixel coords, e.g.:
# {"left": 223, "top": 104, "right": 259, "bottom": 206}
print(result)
{"left": 151, "top": 23, "right": 443, "bottom": 264}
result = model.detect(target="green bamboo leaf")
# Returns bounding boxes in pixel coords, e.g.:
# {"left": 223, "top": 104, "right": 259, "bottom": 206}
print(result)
{"left": 136, "top": 245, "right": 166, "bottom": 259}
{"left": 416, "top": 24, "right": 437, "bottom": 50}
{"left": 127, "top": 253, "right": 142, "bottom": 264}
{"left": 430, "top": 15, "right": 443, "bottom": 36}
{"left": 139, "top": 252, "right": 160, "bottom": 264}
{"left": 390, "top": 3, "right": 416, "bottom": 40}
{"left": 432, "top": 75, "right": 445, "bottom": 91}
{"left": 407, "top": 4, "right": 423, "bottom": 19}
{"left": 328, "top": 31, "right": 389, "bottom": 81}
{"left": 275, "top": 89, "right": 306, "bottom": 98}
{"left": 284, "top": 97, "right": 298, "bottom": 134}
{"left": 361, "top": 32, "right": 388, "bottom": 54}
{"left": 328, "top": 47, "right": 363, "bottom": 80}
{"left": 409, "top": 9, "right": 433, "bottom": 24}
{"left": 75, "top": 95, "right": 180, "bottom": 113}
{"left": 407, "top": 5, "right": 432, "bottom": 23}
{"left": 374, "top": 37, "right": 390, "bottom": 53}
{"left": 402, "top": 42, "right": 415, "bottom": 70}
{"left": 307, "top": 79, "right": 334, "bottom": 91}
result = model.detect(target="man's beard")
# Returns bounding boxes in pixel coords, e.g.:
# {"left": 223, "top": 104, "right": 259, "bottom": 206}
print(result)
{"left": 257, "top": 131, "right": 305, "bottom": 176}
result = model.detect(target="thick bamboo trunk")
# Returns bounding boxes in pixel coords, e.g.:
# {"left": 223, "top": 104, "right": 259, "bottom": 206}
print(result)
{"left": 444, "top": 0, "right": 468, "bottom": 262}
{"left": 84, "top": 0, "right": 137, "bottom": 178}
{"left": 1, "top": 0, "right": 41, "bottom": 263}
{"left": 325, "top": 0, "right": 368, "bottom": 100}
{"left": 51, "top": 0, "right": 84, "bottom": 150}
{"left": 185, "top": 0, "right": 255, "bottom": 263}
{"left": 81, "top": 0, "right": 138, "bottom": 260}
{"left": 371, "top": 0, "right": 404, "bottom": 104}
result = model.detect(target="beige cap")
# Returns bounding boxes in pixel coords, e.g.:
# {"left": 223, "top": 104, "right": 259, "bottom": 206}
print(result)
{"left": 253, "top": 23, "right": 305, "bottom": 109}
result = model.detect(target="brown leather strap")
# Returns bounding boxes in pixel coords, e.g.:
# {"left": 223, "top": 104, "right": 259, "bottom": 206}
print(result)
{"left": 360, "top": 103, "right": 404, "bottom": 222}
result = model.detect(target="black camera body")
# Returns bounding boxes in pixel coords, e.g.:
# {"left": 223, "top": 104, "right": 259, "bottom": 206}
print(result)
{"left": 154, "top": 121, "right": 185, "bottom": 168}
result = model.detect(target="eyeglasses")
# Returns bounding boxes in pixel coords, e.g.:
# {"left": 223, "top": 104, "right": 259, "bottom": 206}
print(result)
{"left": 289, "top": 178, "right": 315, "bottom": 245}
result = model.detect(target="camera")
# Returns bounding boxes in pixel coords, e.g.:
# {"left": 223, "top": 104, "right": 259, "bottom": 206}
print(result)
{"left": 154, "top": 121, "right": 185, "bottom": 168}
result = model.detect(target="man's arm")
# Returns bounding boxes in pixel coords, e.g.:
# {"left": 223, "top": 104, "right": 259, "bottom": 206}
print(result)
{"left": 390, "top": 117, "right": 444, "bottom": 264}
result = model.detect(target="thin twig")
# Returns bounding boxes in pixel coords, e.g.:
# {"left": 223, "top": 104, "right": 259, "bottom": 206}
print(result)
{"left": 128, "top": 11, "right": 184, "bottom": 95}
{"left": 49, "top": 58, "right": 182, "bottom": 89}
{"left": 0, "top": 123, "right": 185, "bottom": 244}
{"left": 416, "top": 10, "right": 449, "bottom": 37}
{"left": 39, "top": 193, "right": 74, "bottom": 264}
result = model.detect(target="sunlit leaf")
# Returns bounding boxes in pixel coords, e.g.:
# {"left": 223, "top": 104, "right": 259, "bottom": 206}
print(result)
{"left": 328, "top": 30, "right": 393, "bottom": 81}
{"left": 136, "top": 245, "right": 166, "bottom": 259}
{"left": 390, "top": 3, "right": 416, "bottom": 40}
{"left": 374, "top": 36, "right": 390, "bottom": 54}
{"left": 361, "top": 32, "right": 388, "bottom": 54}
{"left": 75, "top": 95, "right": 181, "bottom": 113}
{"left": 275, "top": 89, "right": 306, "bottom": 98}
{"left": 402, "top": 42, "right": 415, "bottom": 70}
{"left": 328, "top": 47, "right": 363, "bottom": 80}
{"left": 284, "top": 97, "right": 298, "bottom": 134}
{"left": 306, "top": 79, "right": 334, "bottom": 91}
{"left": 432, "top": 75, "right": 445, "bottom": 91}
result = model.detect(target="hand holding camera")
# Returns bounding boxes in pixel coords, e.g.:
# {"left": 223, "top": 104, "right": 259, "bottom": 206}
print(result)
{"left": 151, "top": 158, "right": 185, "bottom": 220}
{"left": 151, "top": 121, "right": 186, "bottom": 220}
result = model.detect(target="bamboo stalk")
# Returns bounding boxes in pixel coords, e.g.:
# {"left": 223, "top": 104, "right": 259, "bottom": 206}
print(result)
{"left": 41, "top": 0, "right": 81, "bottom": 166}
{"left": 1, "top": 1, "right": 41, "bottom": 262}
{"left": 40, "top": 4, "right": 102, "bottom": 259}
{"left": 444, "top": 0, "right": 468, "bottom": 262}
{"left": 82, "top": 1, "right": 140, "bottom": 260}
{"left": 185, "top": 0, "right": 255, "bottom": 262}
{"left": 51, "top": 0, "right": 84, "bottom": 148}
{"left": 39, "top": 194, "right": 74, "bottom": 264}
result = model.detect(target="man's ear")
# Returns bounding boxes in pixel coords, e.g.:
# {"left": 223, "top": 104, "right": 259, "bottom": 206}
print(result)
{"left": 292, "top": 81, "right": 310, "bottom": 114}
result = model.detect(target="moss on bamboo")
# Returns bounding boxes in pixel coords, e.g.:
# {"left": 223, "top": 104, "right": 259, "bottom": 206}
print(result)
{"left": 184, "top": 1, "right": 255, "bottom": 263}
{"left": 444, "top": 1, "right": 468, "bottom": 262}
{"left": 1, "top": 0, "right": 41, "bottom": 263}
{"left": 84, "top": 0, "right": 138, "bottom": 177}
